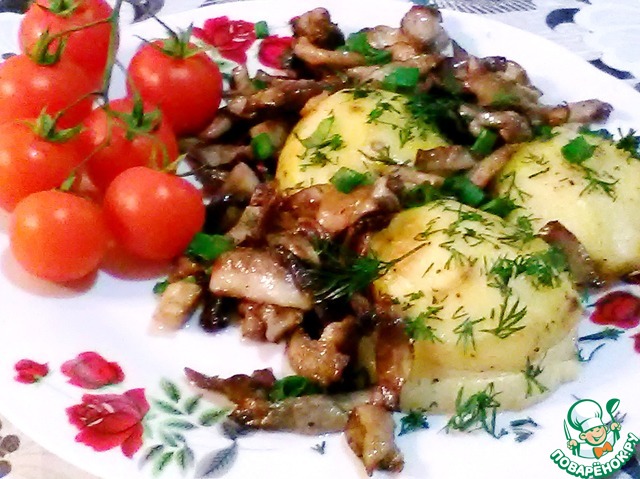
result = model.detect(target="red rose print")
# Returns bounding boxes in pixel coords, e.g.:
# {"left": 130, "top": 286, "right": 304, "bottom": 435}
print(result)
{"left": 258, "top": 35, "right": 293, "bottom": 69}
{"left": 590, "top": 291, "right": 640, "bottom": 329}
{"left": 14, "top": 359, "right": 49, "bottom": 384}
{"left": 66, "top": 388, "right": 149, "bottom": 458}
{"left": 61, "top": 352, "right": 124, "bottom": 389}
{"left": 193, "top": 17, "right": 256, "bottom": 63}
{"left": 633, "top": 332, "right": 640, "bottom": 354}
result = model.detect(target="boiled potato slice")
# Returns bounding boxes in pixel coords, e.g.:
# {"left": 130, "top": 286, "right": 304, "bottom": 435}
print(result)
{"left": 367, "top": 200, "right": 581, "bottom": 411}
{"left": 276, "top": 89, "right": 448, "bottom": 191}
{"left": 493, "top": 126, "right": 640, "bottom": 277}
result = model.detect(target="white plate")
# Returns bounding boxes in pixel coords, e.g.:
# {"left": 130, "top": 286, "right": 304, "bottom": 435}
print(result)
{"left": 1, "top": 1, "right": 640, "bottom": 478}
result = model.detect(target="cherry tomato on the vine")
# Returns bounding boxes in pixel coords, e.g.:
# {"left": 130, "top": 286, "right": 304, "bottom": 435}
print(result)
{"left": 19, "top": 0, "right": 114, "bottom": 89}
{"left": 102, "top": 167, "right": 205, "bottom": 261}
{"left": 127, "top": 39, "right": 223, "bottom": 136}
{"left": 0, "top": 53, "right": 94, "bottom": 128}
{"left": 10, "top": 190, "right": 109, "bottom": 283}
{"left": 0, "top": 116, "right": 84, "bottom": 211}
{"left": 78, "top": 98, "right": 179, "bottom": 192}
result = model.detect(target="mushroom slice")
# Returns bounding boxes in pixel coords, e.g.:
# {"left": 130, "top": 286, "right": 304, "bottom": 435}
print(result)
{"left": 345, "top": 404, "right": 404, "bottom": 476}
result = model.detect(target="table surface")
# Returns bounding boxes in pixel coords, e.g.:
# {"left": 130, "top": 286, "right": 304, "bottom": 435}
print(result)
{"left": 0, "top": 0, "right": 639, "bottom": 478}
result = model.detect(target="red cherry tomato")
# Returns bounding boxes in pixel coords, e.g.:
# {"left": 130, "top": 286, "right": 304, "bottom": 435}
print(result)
{"left": 10, "top": 190, "right": 109, "bottom": 282}
{"left": 18, "top": 0, "right": 114, "bottom": 89}
{"left": 127, "top": 40, "right": 223, "bottom": 136}
{"left": 78, "top": 98, "right": 179, "bottom": 191}
{"left": 102, "top": 167, "right": 205, "bottom": 260}
{"left": 0, "top": 54, "right": 94, "bottom": 128}
{"left": 0, "top": 119, "right": 84, "bottom": 211}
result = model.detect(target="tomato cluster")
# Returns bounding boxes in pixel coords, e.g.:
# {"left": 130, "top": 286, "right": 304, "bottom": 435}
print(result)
{"left": 0, "top": 0, "right": 223, "bottom": 283}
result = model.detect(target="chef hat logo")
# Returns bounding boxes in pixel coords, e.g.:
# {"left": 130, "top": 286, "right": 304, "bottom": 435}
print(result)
{"left": 567, "top": 399, "right": 605, "bottom": 433}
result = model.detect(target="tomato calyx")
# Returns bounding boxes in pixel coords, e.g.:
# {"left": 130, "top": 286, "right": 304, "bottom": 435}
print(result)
{"left": 39, "top": 0, "right": 80, "bottom": 17}
{"left": 106, "top": 95, "right": 163, "bottom": 140}
{"left": 29, "top": 109, "right": 83, "bottom": 142}
{"left": 27, "top": 29, "right": 67, "bottom": 65}
{"left": 149, "top": 21, "right": 202, "bottom": 59}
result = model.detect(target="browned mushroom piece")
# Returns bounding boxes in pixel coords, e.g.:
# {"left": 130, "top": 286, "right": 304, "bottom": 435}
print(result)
{"left": 542, "top": 99, "right": 613, "bottom": 126}
{"left": 238, "top": 300, "right": 303, "bottom": 343}
{"left": 186, "top": 367, "right": 372, "bottom": 434}
{"left": 293, "top": 37, "right": 367, "bottom": 68}
{"left": 400, "top": 5, "right": 449, "bottom": 53}
{"left": 371, "top": 316, "right": 414, "bottom": 410}
{"left": 226, "top": 183, "right": 280, "bottom": 244}
{"left": 209, "top": 247, "right": 313, "bottom": 310}
{"left": 538, "top": 220, "right": 602, "bottom": 288}
{"left": 415, "top": 145, "right": 477, "bottom": 174}
{"left": 290, "top": 7, "right": 345, "bottom": 49}
{"left": 468, "top": 110, "right": 533, "bottom": 143}
{"left": 345, "top": 404, "right": 405, "bottom": 476}
{"left": 467, "top": 144, "right": 518, "bottom": 188}
{"left": 286, "top": 316, "right": 358, "bottom": 387}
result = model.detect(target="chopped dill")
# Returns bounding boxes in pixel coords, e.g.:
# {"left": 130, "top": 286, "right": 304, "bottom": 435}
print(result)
{"left": 405, "top": 306, "right": 444, "bottom": 341}
{"left": 308, "top": 240, "right": 424, "bottom": 303}
{"left": 578, "top": 327, "right": 624, "bottom": 342}
{"left": 561, "top": 135, "right": 618, "bottom": 198}
{"left": 488, "top": 247, "right": 567, "bottom": 291}
{"left": 297, "top": 115, "right": 344, "bottom": 170}
{"left": 453, "top": 313, "right": 486, "bottom": 353}
{"left": 446, "top": 383, "right": 506, "bottom": 438}
{"left": 522, "top": 357, "right": 548, "bottom": 397}
{"left": 399, "top": 410, "right": 430, "bottom": 436}
{"left": 616, "top": 128, "right": 640, "bottom": 159}
{"left": 498, "top": 215, "right": 537, "bottom": 247}
{"left": 481, "top": 297, "right": 527, "bottom": 339}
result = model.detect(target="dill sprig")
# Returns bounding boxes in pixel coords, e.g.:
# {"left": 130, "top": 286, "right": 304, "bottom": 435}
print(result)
{"left": 446, "top": 383, "right": 506, "bottom": 438}
{"left": 488, "top": 247, "right": 567, "bottom": 291}
{"left": 405, "top": 306, "right": 444, "bottom": 341}
{"left": 308, "top": 240, "right": 424, "bottom": 303}
{"left": 297, "top": 115, "right": 344, "bottom": 170}
{"left": 522, "top": 357, "right": 548, "bottom": 397}
{"left": 578, "top": 327, "right": 624, "bottom": 342}
{"left": 453, "top": 313, "right": 486, "bottom": 353}
{"left": 481, "top": 297, "right": 527, "bottom": 339}
{"left": 498, "top": 215, "right": 537, "bottom": 247}
{"left": 399, "top": 410, "right": 430, "bottom": 436}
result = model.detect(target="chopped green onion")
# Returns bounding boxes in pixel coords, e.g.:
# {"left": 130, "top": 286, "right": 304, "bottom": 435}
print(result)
{"left": 480, "top": 196, "right": 518, "bottom": 218}
{"left": 382, "top": 67, "right": 420, "bottom": 92}
{"left": 561, "top": 135, "right": 596, "bottom": 164}
{"left": 252, "top": 78, "right": 268, "bottom": 90}
{"left": 442, "top": 175, "right": 486, "bottom": 207}
{"left": 251, "top": 132, "right": 275, "bottom": 160}
{"left": 400, "top": 182, "right": 442, "bottom": 208}
{"left": 186, "top": 233, "right": 234, "bottom": 261}
{"left": 533, "top": 124, "right": 557, "bottom": 141}
{"left": 330, "top": 167, "right": 373, "bottom": 193}
{"left": 153, "top": 279, "right": 169, "bottom": 294}
{"left": 269, "top": 376, "right": 322, "bottom": 402}
{"left": 344, "top": 31, "right": 392, "bottom": 65}
{"left": 470, "top": 128, "right": 498, "bottom": 156}
{"left": 578, "top": 125, "right": 613, "bottom": 140}
{"left": 255, "top": 20, "right": 269, "bottom": 39}
{"left": 299, "top": 116, "right": 335, "bottom": 149}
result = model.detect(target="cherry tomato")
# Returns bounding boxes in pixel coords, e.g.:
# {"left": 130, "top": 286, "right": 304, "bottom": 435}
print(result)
{"left": 0, "top": 118, "right": 84, "bottom": 211}
{"left": 127, "top": 40, "right": 223, "bottom": 136}
{"left": 78, "top": 98, "right": 179, "bottom": 191}
{"left": 102, "top": 167, "right": 205, "bottom": 260}
{"left": 10, "top": 190, "right": 109, "bottom": 283}
{"left": 19, "top": 0, "right": 114, "bottom": 89}
{"left": 0, "top": 54, "right": 94, "bottom": 128}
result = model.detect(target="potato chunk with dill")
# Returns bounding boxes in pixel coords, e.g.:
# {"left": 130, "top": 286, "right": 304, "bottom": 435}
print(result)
{"left": 276, "top": 89, "right": 448, "bottom": 190}
{"left": 493, "top": 126, "right": 640, "bottom": 277}
{"left": 367, "top": 200, "right": 581, "bottom": 411}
